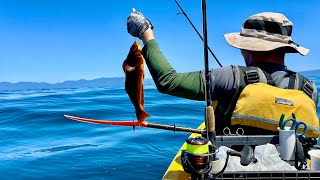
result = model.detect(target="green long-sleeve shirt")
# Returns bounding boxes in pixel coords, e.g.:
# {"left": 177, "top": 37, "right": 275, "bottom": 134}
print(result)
{"left": 142, "top": 39, "right": 205, "bottom": 101}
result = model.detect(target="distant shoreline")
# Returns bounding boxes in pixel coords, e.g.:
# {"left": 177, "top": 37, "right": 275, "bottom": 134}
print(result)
{"left": 0, "top": 77, "right": 154, "bottom": 91}
{"left": 0, "top": 69, "right": 319, "bottom": 91}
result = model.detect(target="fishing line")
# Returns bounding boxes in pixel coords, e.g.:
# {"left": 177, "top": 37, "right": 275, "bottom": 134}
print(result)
{"left": 174, "top": 0, "right": 223, "bottom": 67}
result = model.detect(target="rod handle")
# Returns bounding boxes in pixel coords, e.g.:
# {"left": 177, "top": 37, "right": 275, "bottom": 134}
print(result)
{"left": 206, "top": 106, "right": 215, "bottom": 132}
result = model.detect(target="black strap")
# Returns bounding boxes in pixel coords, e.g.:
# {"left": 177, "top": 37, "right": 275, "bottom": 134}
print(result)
{"left": 244, "top": 68, "right": 276, "bottom": 86}
{"left": 288, "top": 70, "right": 296, "bottom": 89}
{"left": 261, "top": 70, "right": 276, "bottom": 86}
{"left": 294, "top": 73, "right": 314, "bottom": 98}
{"left": 280, "top": 70, "right": 314, "bottom": 98}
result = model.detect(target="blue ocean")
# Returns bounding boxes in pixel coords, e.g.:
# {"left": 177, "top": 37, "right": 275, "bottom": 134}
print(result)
{"left": 1, "top": 73, "right": 319, "bottom": 180}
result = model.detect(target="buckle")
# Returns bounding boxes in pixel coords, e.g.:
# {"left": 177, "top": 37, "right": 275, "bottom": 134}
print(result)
{"left": 245, "top": 70, "right": 259, "bottom": 84}
{"left": 302, "top": 81, "right": 313, "bottom": 98}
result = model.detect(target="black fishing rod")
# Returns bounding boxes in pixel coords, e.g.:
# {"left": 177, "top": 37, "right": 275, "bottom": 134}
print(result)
{"left": 175, "top": 0, "right": 223, "bottom": 67}
{"left": 201, "top": 0, "right": 217, "bottom": 154}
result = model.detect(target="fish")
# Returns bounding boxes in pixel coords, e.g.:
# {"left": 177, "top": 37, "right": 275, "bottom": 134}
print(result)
{"left": 122, "top": 41, "right": 150, "bottom": 123}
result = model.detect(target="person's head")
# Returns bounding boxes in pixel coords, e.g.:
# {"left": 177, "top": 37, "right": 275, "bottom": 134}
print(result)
{"left": 240, "top": 49, "right": 285, "bottom": 66}
{"left": 224, "top": 12, "right": 309, "bottom": 66}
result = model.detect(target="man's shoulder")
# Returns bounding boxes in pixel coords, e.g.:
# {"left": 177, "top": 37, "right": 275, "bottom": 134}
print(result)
{"left": 212, "top": 65, "right": 258, "bottom": 80}
{"left": 213, "top": 65, "right": 244, "bottom": 72}
{"left": 212, "top": 65, "right": 234, "bottom": 73}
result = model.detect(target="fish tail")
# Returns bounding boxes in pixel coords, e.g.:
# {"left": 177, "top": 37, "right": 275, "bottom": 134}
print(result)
{"left": 137, "top": 109, "right": 150, "bottom": 123}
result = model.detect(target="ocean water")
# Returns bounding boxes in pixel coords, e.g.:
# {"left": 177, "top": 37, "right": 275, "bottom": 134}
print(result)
{"left": 1, "top": 74, "right": 320, "bottom": 180}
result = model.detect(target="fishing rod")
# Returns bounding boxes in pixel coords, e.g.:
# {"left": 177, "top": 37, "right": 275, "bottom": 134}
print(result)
{"left": 175, "top": 0, "right": 223, "bottom": 67}
{"left": 179, "top": 3, "right": 219, "bottom": 177}
{"left": 64, "top": 114, "right": 205, "bottom": 134}
{"left": 201, "top": 0, "right": 217, "bottom": 154}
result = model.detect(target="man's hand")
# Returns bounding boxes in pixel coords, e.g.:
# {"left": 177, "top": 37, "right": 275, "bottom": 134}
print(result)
{"left": 127, "top": 8, "right": 153, "bottom": 39}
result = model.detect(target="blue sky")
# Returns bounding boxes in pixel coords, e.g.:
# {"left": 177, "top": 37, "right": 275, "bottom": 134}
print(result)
{"left": 0, "top": 0, "right": 319, "bottom": 83}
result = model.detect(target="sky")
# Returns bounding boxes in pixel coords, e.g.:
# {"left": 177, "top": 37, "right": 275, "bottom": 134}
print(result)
{"left": 0, "top": 0, "right": 319, "bottom": 83}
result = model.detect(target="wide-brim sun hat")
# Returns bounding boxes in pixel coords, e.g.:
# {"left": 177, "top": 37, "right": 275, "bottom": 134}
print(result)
{"left": 224, "top": 12, "right": 309, "bottom": 56}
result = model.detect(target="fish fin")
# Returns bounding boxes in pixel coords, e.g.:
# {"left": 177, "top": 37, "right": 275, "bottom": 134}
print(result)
{"left": 137, "top": 110, "right": 151, "bottom": 123}
{"left": 126, "top": 66, "right": 136, "bottom": 72}
{"left": 123, "top": 63, "right": 136, "bottom": 72}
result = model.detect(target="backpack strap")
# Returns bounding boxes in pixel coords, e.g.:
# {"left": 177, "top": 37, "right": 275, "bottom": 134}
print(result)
{"left": 261, "top": 69, "right": 276, "bottom": 86}
{"left": 301, "top": 76, "right": 314, "bottom": 98}
{"left": 214, "top": 66, "right": 255, "bottom": 117}
{"left": 238, "top": 66, "right": 264, "bottom": 91}
{"left": 217, "top": 66, "right": 265, "bottom": 117}
{"left": 287, "top": 70, "right": 297, "bottom": 89}
{"left": 239, "top": 66, "right": 274, "bottom": 88}
{"left": 287, "top": 70, "right": 314, "bottom": 98}
{"left": 244, "top": 69, "right": 260, "bottom": 84}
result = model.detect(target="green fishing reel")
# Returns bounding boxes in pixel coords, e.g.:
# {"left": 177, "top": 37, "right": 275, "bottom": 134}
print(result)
{"left": 186, "top": 136, "right": 209, "bottom": 154}
{"left": 181, "top": 136, "right": 213, "bottom": 178}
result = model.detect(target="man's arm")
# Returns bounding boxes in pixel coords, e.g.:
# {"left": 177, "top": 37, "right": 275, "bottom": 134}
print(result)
{"left": 141, "top": 28, "right": 154, "bottom": 45}
{"left": 142, "top": 38, "right": 205, "bottom": 101}
{"left": 127, "top": 9, "right": 205, "bottom": 101}
{"left": 140, "top": 28, "right": 236, "bottom": 101}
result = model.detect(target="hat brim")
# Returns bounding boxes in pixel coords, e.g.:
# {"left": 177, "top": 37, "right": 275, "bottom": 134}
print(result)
{"left": 224, "top": 33, "right": 309, "bottom": 56}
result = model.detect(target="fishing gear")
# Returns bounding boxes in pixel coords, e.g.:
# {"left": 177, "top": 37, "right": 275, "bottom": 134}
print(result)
{"left": 181, "top": 136, "right": 215, "bottom": 180}
{"left": 180, "top": 1, "right": 220, "bottom": 179}
{"left": 180, "top": 1, "right": 219, "bottom": 179}
{"left": 181, "top": 143, "right": 257, "bottom": 180}
{"left": 200, "top": 0, "right": 217, "bottom": 157}
{"left": 296, "top": 134, "right": 317, "bottom": 170}
{"left": 64, "top": 114, "right": 206, "bottom": 134}
{"left": 223, "top": 127, "right": 244, "bottom": 136}
{"left": 174, "top": 0, "right": 223, "bottom": 67}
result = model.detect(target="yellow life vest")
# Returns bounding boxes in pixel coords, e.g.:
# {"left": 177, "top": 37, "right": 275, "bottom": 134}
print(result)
{"left": 230, "top": 67, "right": 319, "bottom": 137}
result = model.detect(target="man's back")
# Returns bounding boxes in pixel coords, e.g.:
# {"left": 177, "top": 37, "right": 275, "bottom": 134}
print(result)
{"left": 212, "top": 64, "right": 318, "bottom": 135}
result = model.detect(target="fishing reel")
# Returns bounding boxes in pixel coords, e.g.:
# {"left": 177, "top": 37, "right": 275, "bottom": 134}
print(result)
{"left": 181, "top": 136, "right": 258, "bottom": 180}
{"left": 181, "top": 136, "right": 214, "bottom": 180}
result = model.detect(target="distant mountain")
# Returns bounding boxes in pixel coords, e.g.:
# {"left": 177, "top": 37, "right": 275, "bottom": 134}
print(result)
{"left": 1, "top": 69, "right": 319, "bottom": 91}
{"left": 0, "top": 77, "right": 154, "bottom": 91}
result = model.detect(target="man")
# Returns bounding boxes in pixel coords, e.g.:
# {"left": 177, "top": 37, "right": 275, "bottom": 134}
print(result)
{"left": 126, "top": 9, "right": 319, "bottom": 136}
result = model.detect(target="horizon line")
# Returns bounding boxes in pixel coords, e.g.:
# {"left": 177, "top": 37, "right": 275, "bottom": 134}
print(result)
{"left": 0, "top": 76, "right": 154, "bottom": 84}
{"left": 1, "top": 68, "right": 320, "bottom": 84}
